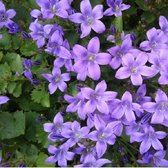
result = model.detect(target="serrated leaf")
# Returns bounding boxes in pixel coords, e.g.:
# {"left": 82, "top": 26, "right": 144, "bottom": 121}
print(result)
{"left": 31, "top": 88, "right": 50, "bottom": 107}
{"left": 5, "top": 53, "right": 23, "bottom": 73}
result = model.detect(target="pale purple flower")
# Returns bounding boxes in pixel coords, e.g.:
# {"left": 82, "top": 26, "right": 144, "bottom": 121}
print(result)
{"left": 29, "top": 22, "right": 53, "bottom": 48}
{"left": 88, "top": 117, "right": 116, "bottom": 157}
{"left": 0, "top": 1, "right": 16, "bottom": 29}
{"left": 36, "top": 0, "right": 70, "bottom": 19}
{"left": 140, "top": 28, "right": 168, "bottom": 52}
{"left": 74, "top": 155, "right": 111, "bottom": 167}
{"left": 73, "top": 37, "right": 111, "bottom": 81}
{"left": 69, "top": 0, "right": 105, "bottom": 38}
{"left": 44, "top": 112, "right": 65, "bottom": 141}
{"left": 45, "top": 31, "right": 71, "bottom": 59}
{"left": 111, "top": 91, "right": 141, "bottom": 122}
{"left": 81, "top": 80, "right": 117, "bottom": 114}
{"left": 133, "top": 84, "right": 151, "bottom": 104}
{"left": 104, "top": 0, "right": 130, "bottom": 17}
{"left": 131, "top": 126, "right": 166, "bottom": 154}
{"left": 64, "top": 92, "right": 86, "bottom": 119}
{"left": 0, "top": 96, "right": 9, "bottom": 104}
{"left": 143, "top": 89, "right": 168, "bottom": 124}
{"left": 138, "top": 151, "right": 168, "bottom": 167}
{"left": 54, "top": 40, "right": 73, "bottom": 71}
{"left": 61, "top": 121, "right": 90, "bottom": 147}
{"left": 45, "top": 144, "right": 75, "bottom": 166}
{"left": 108, "top": 38, "right": 132, "bottom": 69}
{"left": 115, "top": 53, "right": 155, "bottom": 85}
{"left": 42, "top": 67, "right": 70, "bottom": 94}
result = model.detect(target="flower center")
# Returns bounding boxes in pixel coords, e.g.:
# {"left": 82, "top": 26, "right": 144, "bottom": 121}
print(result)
{"left": 98, "top": 132, "right": 105, "bottom": 140}
{"left": 116, "top": 51, "right": 123, "bottom": 58}
{"left": 0, "top": 12, "right": 6, "bottom": 22}
{"left": 157, "top": 101, "right": 168, "bottom": 112}
{"left": 130, "top": 67, "right": 137, "bottom": 74}
{"left": 115, "top": 5, "right": 120, "bottom": 12}
{"left": 88, "top": 54, "right": 96, "bottom": 61}
{"left": 150, "top": 41, "right": 157, "bottom": 49}
{"left": 86, "top": 16, "right": 94, "bottom": 25}
{"left": 75, "top": 132, "right": 81, "bottom": 138}
{"left": 52, "top": 5, "right": 57, "bottom": 13}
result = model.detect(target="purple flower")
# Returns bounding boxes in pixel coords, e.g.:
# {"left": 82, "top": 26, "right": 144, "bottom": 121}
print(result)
{"left": 61, "top": 121, "right": 90, "bottom": 147}
{"left": 159, "top": 16, "right": 168, "bottom": 36}
{"left": 0, "top": 96, "right": 9, "bottom": 104}
{"left": 0, "top": 2, "right": 16, "bottom": 29}
{"left": 88, "top": 117, "right": 116, "bottom": 157}
{"left": 111, "top": 91, "right": 141, "bottom": 122}
{"left": 138, "top": 151, "right": 168, "bottom": 167}
{"left": 74, "top": 155, "right": 111, "bottom": 167}
{"left": 45, "top": 144, "right": 74, "bottom": 166}
{"left": 131, "top": 126, "right": 166, "bottom": 154}
{"left": 143, "top": 89, "right": 168, "bottom": 124}
{"left": 6, "top": 21, "right": 20, "bottom": 34}
{"left": 81, "top": 80, "right": 117, "bottom": 114}
{"left": 29, "top": 22, "right": 53, "bottom": 48}
{"left": 69, "top": 0, "right": 105, "bottom": 38}
{"left": 64, "top": 92, "right": 86, "bottom": 119}
{"left": 44, "top": 112, "right": 64, "bottom": 141}
{"left": 104, "top": 0, "right": 130, "bottom": 17}
{"left": 108, "top": 38, "right": 132, "bottom": 69}
{"left": 54, "top": 40, "right": 73, "bottom": 71}
{"left": 45, "top": 31, "right": 71, "bottom": 59}
{"left": 73, "top": 37, "right": 111, "bottom": 80}
{"left": 36, "top": 0, "right": 70, "bottom": 19}
{"left": 133, "top": 84, "right": 151, "bottom": 104}
{"left": 140, "top": 28, "right": 168, "bottom": 52}
{"left": 42, "top": 67, "right": 70, "bottom": 94}
{"left": 115, "top": 53, "right": 155, "bottom": 85}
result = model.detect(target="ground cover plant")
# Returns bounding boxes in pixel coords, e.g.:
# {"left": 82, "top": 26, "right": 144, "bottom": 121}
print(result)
{"left": 0, "top": 0, "right": 168, "bottom": 167}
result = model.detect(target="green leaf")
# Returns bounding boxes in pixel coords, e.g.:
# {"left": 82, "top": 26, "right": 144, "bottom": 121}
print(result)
{"left": 7, "top": 82, "right": 17, "bottom": 94}
{"left": 0, "top": 111, "right": 25, "bottom": 140}
{"left": 5, "top": 53, "right": 23, "bottom": 73}
{"left": 37, "top": 152, "right": 54, "bottom": 167}
{"left": 31, "top": 88, "right": 50, "bottom": 107}
{"left": 13, "top": 83, "right": 22, "bottom": 98}
{"left": 20, "top": 40, "right": 38, "bottom": 57}
{"left": 0, "top": 31, "right": 12, "bottom": 50}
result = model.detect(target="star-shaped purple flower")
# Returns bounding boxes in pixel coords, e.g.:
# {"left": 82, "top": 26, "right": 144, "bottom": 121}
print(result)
{"left": 143, "top": 89, "right": 168, "bottom": 124}
{"left": 131, "top": 126, "right": 166, "bottom": 154}
{"left": 104, "top": 0, "right": 130, "bottom": 17}
{"left": 45, "top": 144, "right": 75, "bottom": 166}
{"left": 81, "top": 80, "right": 117, "bottom": 114}
{"left": 73, "top": 37, "right": 111, "bottom": 81}
{"left": 111, "top": 91, "right": 141, "bottom": 122}
{"left": 42, "top": 67, "right": 70, "bottom": 94}
{"left": 115, "top": 53, "right": 155, "bottom": 85}
{"left": 69, "top": 0, "right": 105, "bottom": 38}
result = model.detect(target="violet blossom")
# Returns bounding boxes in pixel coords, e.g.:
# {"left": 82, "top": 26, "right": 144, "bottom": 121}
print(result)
{"left": 42, "top": 67, "right": 70, "bottom": 94}
{"left": 81, "top": 80, "right": 117, "bottom": 114}
{"left": 69, "top": 0, "right": 105, "bottom": 38}
{"left": 104, "top": 0, "right": 130, "bottom": 17}
{"left": 73, "top": 37, "right": 111, "bottom": 81}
